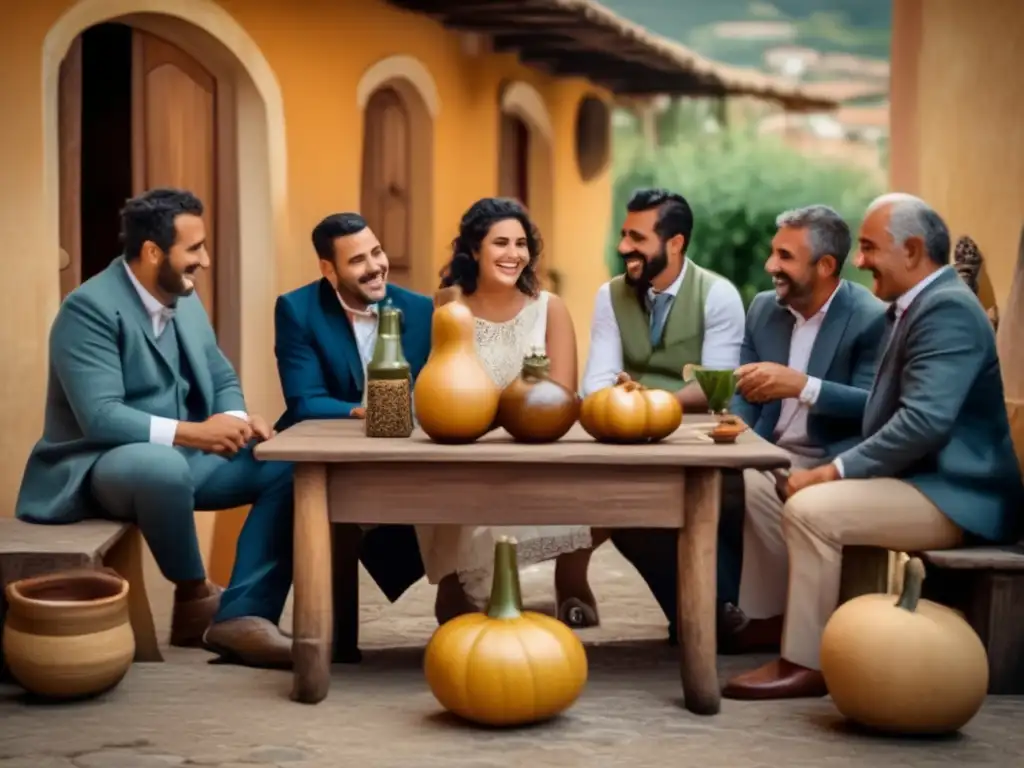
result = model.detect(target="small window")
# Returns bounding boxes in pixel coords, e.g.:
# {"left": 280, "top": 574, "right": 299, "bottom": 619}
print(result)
{"left": 574, "top": 95, "right": 611, "bottom": 182}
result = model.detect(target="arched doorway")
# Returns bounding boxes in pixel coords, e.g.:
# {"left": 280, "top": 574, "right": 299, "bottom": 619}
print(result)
{"left": 357, "top": 55, "right": 438, "bottom": 294}
{"left": 498, "top": 81, "right": 556, "bottom": 293}
{"left": 58, "top": 19, "right": 235, "bottom": 351}
{"left": 44, "top": 0, "right": 288, "bottom": 605}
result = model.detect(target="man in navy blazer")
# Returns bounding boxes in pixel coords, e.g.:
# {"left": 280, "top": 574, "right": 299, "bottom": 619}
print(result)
{"left": 204, "top": 213, "right": 433, "bottom": 667}
{"left": 723, "top": 204, "right": 886, "bottom": 655}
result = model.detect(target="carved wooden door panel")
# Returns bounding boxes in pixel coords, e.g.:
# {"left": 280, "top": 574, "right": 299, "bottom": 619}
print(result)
{"left": 361, "top": 87, "right": 411, "bottom": 286}
{"left": 58, "top": 35, "right": 84, "bottom": 302}
{"left": 498, "top": 113, "right": 530, "bottom": 207}
{"left": 131, "top": 30, "right": 217, "bottom": 323}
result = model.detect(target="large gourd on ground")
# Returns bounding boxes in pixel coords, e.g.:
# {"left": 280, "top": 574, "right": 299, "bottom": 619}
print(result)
{"left": 424, "top": 537, "right": 588, "bottom": 727}
{"left": 414, "top": 300, "right": 500, "bottom": 443}
{"left": 820, "top": 557, "right": 989, "bottom": 735}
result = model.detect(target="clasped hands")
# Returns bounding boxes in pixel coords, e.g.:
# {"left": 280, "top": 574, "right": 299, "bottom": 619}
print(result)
{"left": 735, "top": 362, "right": 807, "bottom": 403}
{"left": 177, "top": 413, "right": 274, "bottom": 457}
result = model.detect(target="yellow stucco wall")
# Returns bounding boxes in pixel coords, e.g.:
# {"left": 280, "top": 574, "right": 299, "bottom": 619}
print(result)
{"left": 0, "top": 0, "right": 613, "bottom": 516}
{"left": 890, "top": 0, "right": 1024, "bottom": 311}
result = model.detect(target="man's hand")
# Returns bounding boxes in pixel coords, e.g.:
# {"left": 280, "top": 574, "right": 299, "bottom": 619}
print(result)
{"left": 249, "top": 414, "right": 274, "bottom": 442}
{"left": 786, "top": 462, "right": 840, "bottom": 497}
{"left": 350, "top": 407, "right": 366, "bottom": 419}
{"left": 175, "top": 413, "right": 253, "bottom": 457}
{"left": 736, "top": 362, "right": 807, "bottom": 403}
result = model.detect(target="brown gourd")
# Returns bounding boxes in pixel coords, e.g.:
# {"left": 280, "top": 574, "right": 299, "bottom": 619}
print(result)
{"left": 579, "top": 381, "right": 682, "bottom": 443}
{"left": 414, "top": 300, "right": 500, "bottom": 443}
{"left": 497, "top": 348, "right": 580, "bottom": 443}
{"left": 820, "top": 557, "right": 989, "bottom": 735}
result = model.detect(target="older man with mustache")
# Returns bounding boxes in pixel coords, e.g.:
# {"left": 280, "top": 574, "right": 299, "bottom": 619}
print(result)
{"left": 203, "top": 212, "right": 433, "bottom": 667}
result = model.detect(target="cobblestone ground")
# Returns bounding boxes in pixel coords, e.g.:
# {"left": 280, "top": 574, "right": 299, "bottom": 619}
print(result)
{"left": 2, "top": 547, "right": 1022, "bottom": 768}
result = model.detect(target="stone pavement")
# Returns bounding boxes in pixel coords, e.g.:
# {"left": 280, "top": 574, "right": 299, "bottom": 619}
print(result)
{"left": 2, "top": 547, "right": 1022, "bottom": 768}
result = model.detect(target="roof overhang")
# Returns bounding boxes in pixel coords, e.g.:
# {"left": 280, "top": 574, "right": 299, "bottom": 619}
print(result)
{"left": 385, "top": 0, "right": 836, "bottom": 112}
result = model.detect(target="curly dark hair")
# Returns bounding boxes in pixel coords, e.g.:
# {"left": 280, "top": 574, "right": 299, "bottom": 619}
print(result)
{"left": 439, "top": 197, "right": 543, "bottom": 296}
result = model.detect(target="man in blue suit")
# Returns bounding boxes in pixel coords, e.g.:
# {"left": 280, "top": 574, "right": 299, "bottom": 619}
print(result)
{"left": 723, "top": 205, "right": 887, "bottom": 654}
{"left": 725, "top": 193, "right": 1023, "bottom": 700}
{"left": 204, "top": 213, "right": 433, "bottom": 667}
{"left": 16, "top": 188, "right": 289, "bottom": 648}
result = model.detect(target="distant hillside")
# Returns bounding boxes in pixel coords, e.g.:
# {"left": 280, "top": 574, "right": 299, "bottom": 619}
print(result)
{"left": 600, "top": 0, "right": 891, "bottom": 72}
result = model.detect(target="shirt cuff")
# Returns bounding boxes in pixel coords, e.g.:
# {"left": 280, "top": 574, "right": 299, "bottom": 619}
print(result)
{"left": 799, "top": 376, "right": 822, "bottom": 407}
{"left": 223, "top": 410, "right": 249, "bottom": 422}
{"left": 833, "top": 457, "right": 845, "bottom": 479}
{"left": 149, "top": 416, "right": 179, "bottom": 446}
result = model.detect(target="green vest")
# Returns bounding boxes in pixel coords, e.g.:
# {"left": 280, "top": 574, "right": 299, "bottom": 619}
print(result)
{"left": 608, "top": 262, "right": 723, "bottom": 392}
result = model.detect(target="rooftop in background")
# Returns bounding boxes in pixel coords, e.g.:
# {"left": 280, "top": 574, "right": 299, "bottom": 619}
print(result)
{"left": 385, "top": 0, "right": 836, "bottom": 111}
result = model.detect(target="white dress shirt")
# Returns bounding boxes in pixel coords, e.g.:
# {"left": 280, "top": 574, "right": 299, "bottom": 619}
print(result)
{"left": 833, "top": 266, "right": 951, "bottom": 477}
{"left": 774, "top": 284, "right": 840, "bottom": 450}
{"left": 123, "top": 263, "right": 248, "bottom": 446}
{"left": 336, "top": 294, "right": 380, "bottom": 408}
{"left": 581, "top": 259, "right": 746, "bottom": 396}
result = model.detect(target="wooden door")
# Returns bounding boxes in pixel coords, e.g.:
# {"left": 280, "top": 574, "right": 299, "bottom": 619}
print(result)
{"left": 131, "top": 30, "right": 217, "bottom": 323}
{"left": 498, "top": 114, "right": 530, "bottom": 207}
{"left": 58, "top": 36, "right": 84, "bottom": 302}
{"left": 361, "top": 87, "right": 411, "bottom": 286}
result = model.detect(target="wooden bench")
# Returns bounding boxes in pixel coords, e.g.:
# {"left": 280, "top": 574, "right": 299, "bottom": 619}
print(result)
{"left": 918, "top": 540, "right": 1024, "bottom": 695}
{"left": 0, "top": 519, "right": 162, "bottom": 668}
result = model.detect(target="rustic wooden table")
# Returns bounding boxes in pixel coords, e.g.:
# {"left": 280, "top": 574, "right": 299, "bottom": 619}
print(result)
{"left": 255, "top": 415, "right": 790, "bottom": 714}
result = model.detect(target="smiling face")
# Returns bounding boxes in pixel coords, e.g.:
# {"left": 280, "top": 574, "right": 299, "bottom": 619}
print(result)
{"left": 854, "top": 205, "right": 904, "bottom": 302}
{"left": 617, "top": 208, "right": 680, "bottom": 291}
{"left": 144, "top": 212, "right": 209, "bottom": 301}
{"left": 475, "top": 217, "right": 530, "bottom": 290}
{"left": 321, "top": 226, "right": 389, "bottom": 307}
{"left": 765, "top": 225, "right": 822, "bottom": 307}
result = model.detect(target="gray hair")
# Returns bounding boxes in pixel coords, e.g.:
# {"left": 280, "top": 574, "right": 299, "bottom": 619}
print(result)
{"left": 866, "top": 193, "right": 951, "bottom": 266}
{"left": 775, "top": 204, "right": 852, "bottom": 272}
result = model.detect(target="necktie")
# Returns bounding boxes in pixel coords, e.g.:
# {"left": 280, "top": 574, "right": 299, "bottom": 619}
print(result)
{"left": 648, "top": 292, "right": 674, "bottom": 347}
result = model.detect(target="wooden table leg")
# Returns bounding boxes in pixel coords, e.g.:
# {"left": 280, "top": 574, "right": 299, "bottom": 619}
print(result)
{"left": 331, "top": 523, "right": 361, "bottom": 663}
{"left": 292, "top": 463, "right": 332, "bottom": 704}
{"left": 677, "top": 467, "right": 722, "bottom": 715}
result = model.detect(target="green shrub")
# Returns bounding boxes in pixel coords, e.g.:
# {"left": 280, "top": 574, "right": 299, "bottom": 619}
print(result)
{"left": 607, "top": 119, "right": 883, "bottom": 306}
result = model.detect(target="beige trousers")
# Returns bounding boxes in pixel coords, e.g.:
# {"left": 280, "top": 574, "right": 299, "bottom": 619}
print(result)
{"left": 741, "top": 473, "right": 962, "bottom": 670}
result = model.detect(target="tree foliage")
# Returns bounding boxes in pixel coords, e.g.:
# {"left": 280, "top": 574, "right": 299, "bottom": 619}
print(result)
{"left": 608, "top": 107, "right": 883, "bottom": 306}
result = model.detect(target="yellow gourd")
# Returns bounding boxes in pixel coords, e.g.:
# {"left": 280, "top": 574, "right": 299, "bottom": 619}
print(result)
{"left": 414, "top": 300, "right": 500, "bottom": 443}
{"left": 423, "top": 537, "right": 588, "bottom": 727}
{"left": 579, "top": 381, "right": 682, "bottom": 443}
{"left": 820, "top": 557, "right": 989, "bottom": 735}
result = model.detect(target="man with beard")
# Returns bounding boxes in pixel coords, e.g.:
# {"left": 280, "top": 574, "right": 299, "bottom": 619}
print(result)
{"left": 203, "top": 212, "right": 433, "bottom": 667}
{"left": 581, "top": 187, "right": 746, "bottom": 646}
{"left": 723, "top": 204, "right": 886, "bottom": 657}
{"left": 16, "top": 187, "right": 288, "bottom": 650}
{"left": 723, "top": 194, "right": 1022, "bottom": 699}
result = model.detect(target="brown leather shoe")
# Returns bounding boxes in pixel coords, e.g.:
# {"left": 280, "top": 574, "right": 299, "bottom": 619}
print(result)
{"left": 202, "top": 617, "right": 293, "bottom": 669}
{"left": 719, "top": 614, "right": 783, "bottom": 655}
{"left": 169, "top": 582, "right": 223, "bottom": 647}
{"left": 722, "top": 658, "right": 828, "bottom": 700}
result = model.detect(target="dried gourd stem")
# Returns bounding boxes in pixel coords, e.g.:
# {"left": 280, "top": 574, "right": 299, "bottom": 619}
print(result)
{"left": 895, "top": 557, "right": 927, "bottom": 613}
{"left": 486, "top": 537, "right": 522, "bottom": 620}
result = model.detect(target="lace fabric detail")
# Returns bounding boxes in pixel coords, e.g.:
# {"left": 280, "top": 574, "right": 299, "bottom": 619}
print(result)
{"left": 413, "top": 291, "right": 593, "bottom": 607}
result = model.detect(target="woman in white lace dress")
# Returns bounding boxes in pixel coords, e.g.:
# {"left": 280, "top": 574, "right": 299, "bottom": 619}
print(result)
{"left": 417, "top": 198, "right": 604, "bottom": 626}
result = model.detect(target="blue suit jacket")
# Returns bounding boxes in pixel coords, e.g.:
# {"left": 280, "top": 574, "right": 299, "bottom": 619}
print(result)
{"left": 730, "top": 280, "right": 887, "bottom": 460}
{"left": 837, "top": 268, "right": 1023, "bottom": 543}
{"left": 17, "top": 257, "right": 244, "bottom": 523}
{"left": 273, "top": 279, "right": 433, "bottom": 432}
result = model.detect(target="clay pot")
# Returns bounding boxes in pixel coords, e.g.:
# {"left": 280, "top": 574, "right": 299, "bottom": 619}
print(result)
{"left": 2, "top": 568, "right": 135, "bottom": 699}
